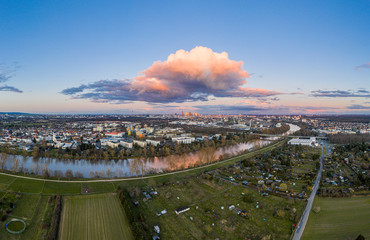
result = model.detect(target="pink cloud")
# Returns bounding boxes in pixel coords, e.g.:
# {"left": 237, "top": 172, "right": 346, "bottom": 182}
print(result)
{"left": 62, "top": 46, "right": 281, "bottom": 103}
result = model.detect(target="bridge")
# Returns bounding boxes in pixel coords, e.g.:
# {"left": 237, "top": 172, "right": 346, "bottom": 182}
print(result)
{"left": 253, "top": 133, "right": 327, "bottom": 139}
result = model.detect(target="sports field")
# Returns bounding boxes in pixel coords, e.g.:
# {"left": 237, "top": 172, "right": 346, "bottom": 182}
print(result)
{"left": 302, "top": 196, "right": 370, "bottom": 240}
{"left": 59, "top": 194, "right": 134, "bottom": 240}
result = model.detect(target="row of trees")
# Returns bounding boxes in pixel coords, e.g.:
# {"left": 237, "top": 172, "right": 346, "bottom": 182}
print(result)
{"left": 328, "top": 133, "right": 370, "bottom": 144}
{"left": 46, "top": 195, "right": 62, "bottom": 240}
{"left": 0, "top": 132, "right": 260, "bottom": 163}
{"left": 259, "top": 124, "right": 290, "bottom": 135}
{"left": 117, "top": 187, "right": 150, "bottom": 239}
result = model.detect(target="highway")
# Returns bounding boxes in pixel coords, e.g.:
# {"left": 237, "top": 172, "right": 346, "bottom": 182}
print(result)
{"left": 292, "top": 142, "right": 328, "bottom": 240}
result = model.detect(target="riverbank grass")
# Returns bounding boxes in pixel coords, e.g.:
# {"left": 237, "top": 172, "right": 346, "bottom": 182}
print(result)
{"left": 43, "top": 182, "right": 82, "bottom": 194}
{"left": 7, "top": 178, "right": 44, "bottom": 193}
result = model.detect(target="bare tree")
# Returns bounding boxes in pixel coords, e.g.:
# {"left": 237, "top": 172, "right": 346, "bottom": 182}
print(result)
{"left": 75, "top": 171, "right": 83, "bottom": 178}
{"left": 54, "top": 170, "right": 63, "bottom": 178}
{"left": 65, "top": 169, "right": 74, "bottom": 179}
{"left": 106, "top": 168, "right": 113, "bottom": 178}
{"left": 11, "top": 156, "right": 20, "bottom": 172}
{"left": 0, "top": 152, "right": 7, "bottom": 169}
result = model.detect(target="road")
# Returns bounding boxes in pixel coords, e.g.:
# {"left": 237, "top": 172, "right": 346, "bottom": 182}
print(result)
{"left": 292, "top": 142, "right": 328, "bottom": 240}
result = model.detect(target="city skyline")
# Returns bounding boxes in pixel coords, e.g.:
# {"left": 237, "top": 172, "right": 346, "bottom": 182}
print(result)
{"left": 1, "top": 0, "right": 369, "bottom": 114}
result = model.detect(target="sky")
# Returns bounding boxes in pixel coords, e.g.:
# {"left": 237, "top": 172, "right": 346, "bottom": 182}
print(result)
{"left": 0, "top": 0, "right": 369, "bottom": 115}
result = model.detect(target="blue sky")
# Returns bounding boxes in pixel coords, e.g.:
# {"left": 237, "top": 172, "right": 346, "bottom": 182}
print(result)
{"left": 1, "top": 0, "right": 369, "bottom": 114}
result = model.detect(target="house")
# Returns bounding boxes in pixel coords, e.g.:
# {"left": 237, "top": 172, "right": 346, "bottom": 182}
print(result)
{"left": 171, "top": 137, "right": 195, "bottom": 144}
{"left": 154, "top": 225, "right": 160, "bottom": 234}
{"left": 240, "top": 210, "right": 248, "bottom": 218}
{"left": 120, "top": 139, "right": 133, "bottom": 148}
{"left": 133, "top": 140, "right": 147, "bottom": 148}
{"left": 288, "top": 137, "right": 317, "bottom": 146}
{"left": 156, "top": 209, "right": 167, "bottom": 216}
{"left": 152, "top": 235, "right": 160, "bottom": 240}
{"left": 175, "top": 206, "right": 190, "bottom": 214}
{"left": 105, "top": 131, "right": 125, "bottom": 137}
{"left": 146, "top": 139, "right": 162, "bottom": 146}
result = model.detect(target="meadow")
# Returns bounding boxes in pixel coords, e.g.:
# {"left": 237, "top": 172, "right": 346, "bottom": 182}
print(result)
{"left": 302, "top": 196, "right": 370, "bottom": 240}
{"left": 58, "top": 194, "right": 134, "bottom": 240}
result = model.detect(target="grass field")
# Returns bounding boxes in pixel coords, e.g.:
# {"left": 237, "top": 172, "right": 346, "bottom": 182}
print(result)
{"left": 302, "top": 196, "right": 370, "bottom": 240}
{"left": 7, "top": 178, "right": 44, "bottom": 193}
{"left": 59, "top": 194, "right": 134, "bottom": 240}
{"left": 132, "top": 176, "right": 305, "bottom": 239}
{"left": 0, "top": 195, "right": 50, "bottom": 240}
{"left": 43, "top": 182, "right": 82, "bottom": 194}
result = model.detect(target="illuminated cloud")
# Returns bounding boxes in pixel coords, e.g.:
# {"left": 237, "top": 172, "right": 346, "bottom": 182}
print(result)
{"left": 354, "top": 62, "right": 370, "bottom": 70}
{"left": 62, "top": 46, "right": 282, "bottom": 103}
{"left": 311, "top": 89, "right": 370, "bottom": 98}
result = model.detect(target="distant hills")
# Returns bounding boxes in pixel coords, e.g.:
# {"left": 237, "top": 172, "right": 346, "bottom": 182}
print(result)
{"left": 0, "top": 112, "right": 32, "bottom": 115}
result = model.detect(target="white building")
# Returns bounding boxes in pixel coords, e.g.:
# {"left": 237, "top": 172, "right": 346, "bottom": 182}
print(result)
{"left": 172, "top": 137, "right": 195, "bottom": 144}
{"left": 146, "top": 139, "right": 162, "bottom": 146}
{"left": 288, "top": 137, "right": 317, "bottom": 146}
{"left": 133, "top": 140, "right": 147, "bottom": 148}
{"left": 120, "top": 140, "right": 133, "bottom": 148}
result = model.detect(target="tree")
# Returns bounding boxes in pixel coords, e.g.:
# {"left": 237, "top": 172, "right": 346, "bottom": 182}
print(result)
{"left": 312, "top": 206, "right": 320, "bottom": 214}
{"left": 275, "top": 209, "right": 285, "bottom": 218}
{"left": 280, "top": 183, "right": 288, "bottom": 192}
{"left": 356, "top": 235, "right": 365, "bottom": 240}
{"left": 0, "top": 152, "right": 7, "bottom": 169}
{"left": 242, "top": 194, "right": 254, "bottom": 203}
{"left": 65, "top": 169, "right": 74, "bottom": 179}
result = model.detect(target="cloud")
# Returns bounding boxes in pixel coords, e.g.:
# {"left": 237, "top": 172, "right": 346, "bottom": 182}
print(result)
{"left": 195, "top": 104, "right": 266, "bottom": 113}
{"left": 354, "top": 62, "right": 370, "bottom": 70}
{"left": 192, "top": 104, "right": 343, "bottom": 114}
{"left": 0, "top": 86, "right": 23, "bottom": 93}
{"left": 0, "top": 66, "right": 13, "bottom": 84}
{"left": 62, "top": 46, "right": 282, "bottom": 104}
{"left": 311, "top": 89, "right": 370, "bottom": 98}
{"left": 347, "top": 104, "right": 370, "bottom": 110}
{"left": 0, "top": 64, "right": 23, "bottom": 93}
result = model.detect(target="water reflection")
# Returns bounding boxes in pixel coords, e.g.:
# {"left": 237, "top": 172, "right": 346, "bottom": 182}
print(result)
{"left": 1, "top": 139, "right": 273, "bottom": 178}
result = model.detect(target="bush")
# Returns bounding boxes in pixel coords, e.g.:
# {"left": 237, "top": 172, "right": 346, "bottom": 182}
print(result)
{"left": 1, "top": 211, "right": 7, "bottom": 221}
{"left": 312, "top": 206, "right": 320, "bottom": 214}
{"left": 274, "top": 209, "right": 285, "bottom": 218}
{"left": 46, "top": 195, "right": 62, "bottom": 240}
{"left": 242, "top": 194, "right": 254, "bottom": 203}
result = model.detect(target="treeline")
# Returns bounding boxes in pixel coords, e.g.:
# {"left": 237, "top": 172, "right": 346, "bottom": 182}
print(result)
{"left": 117, "top": 187, "right": 150, "bottom": 239}
{"left": 43, "top": 195, "right": 62, "bottom": 240}
{"left": 291, "top": 124, "right": 318, "bottom": 136}
{"left": 259, "top": 124, "right": 290, "bottom": 135}
{"left": 328, "top": 134, "right": 370, "bottom": 144}
{"left": 319, "top": 188, "right": 353, "bottom": 197}
{"left": 0, "top": 133, "right": 259, "bottom": 162}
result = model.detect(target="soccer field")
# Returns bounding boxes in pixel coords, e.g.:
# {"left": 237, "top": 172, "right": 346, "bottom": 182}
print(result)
{"left": 302, "top": 196, "right": 370, "bottom": 240}
{"left": 59, "top": 193, "right": 134, "bottom": 240}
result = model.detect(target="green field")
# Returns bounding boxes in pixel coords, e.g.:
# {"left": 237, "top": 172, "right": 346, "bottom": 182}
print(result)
{"left": 43, "top": 182, "right": 82, "bottom": 194}
{"left": 59, "top": 194, "right": 134, "bottom": 240}
{"left": 0, "top": 195, "right": 50, "bottom": 240}
{"left": 303, "top": 196, "right": 370, "bottom": 240}
{"left": 7, "top": 178, "right": 44, "bottom": 193}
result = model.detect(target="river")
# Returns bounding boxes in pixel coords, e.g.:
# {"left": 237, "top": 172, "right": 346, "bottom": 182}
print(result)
{"left": 0, "top": 124, "right": 300, "bottom": 178}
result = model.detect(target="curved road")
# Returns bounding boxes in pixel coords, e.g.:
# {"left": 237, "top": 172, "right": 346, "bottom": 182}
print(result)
{"left": 292, "top": 142, "right": 328, "bottom": 240}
